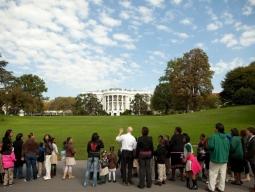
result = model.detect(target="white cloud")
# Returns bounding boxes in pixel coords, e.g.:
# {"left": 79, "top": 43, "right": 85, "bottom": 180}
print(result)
{"left": 221, "top": 11, "right": 234, "bottom": 24}
{"left": 156, "top": 25, "right": 171, "bottom": 32}
{"left": 121, "top": 53, "right": 132, "bottom": 58}
{"left": 207, "top": 21, "right": 223, "bottom": 31}
{"left": 175, "top": 32, "right": 189, "bottom": 38}
{"left": 100, "top": 12, "right": 122, "bottom": 27}
{"left": 249, "top": 0, "right": 255, "bottom": 5}
{"left": 123, "top": 43, "right": 136, "bottom": 50}
{"left": 119, "top": 1, "right": 132, "bottom": 8}
{"left": 206, "top": 7, "right": 218, "bottom": 21}
{"left": 171, "top": 0, "right": 182, "bottom": 5}
{"left": 137, "top": 6, "right": 154, "bottom": 23}
{"left": 211, "top": 39, "right": 219, "bottom": 43}
{"left": 149, "top": 51, "right": 165, "bottom": 58}
{"left": 146, "top": 0, "right": 165, "bottom": 8}
{"left": 152, "top": 69, "right": 161, "bottom": 74}
{"left": 113, "top": 33, "right": 133, "bottom": 42}
{"left": 180, "top": 18, "right": 193, "bottom": 25}
{"left": 240, "top": 29, "right": 255, "bottom": 47}
{"left": 212, "top": 58, "right": 245, "bottom": 74}
{"left": 119, "top": 10, "right": 130, "bottom": 19}
{"left": 220, "top": 34, "right": 238, "bottom": 47}
{"left": 194, "top": 43, "right": 208, "bottom": 50}
{"left": 130, "top": 62, "right": 140, "bottom": 68}
{"left": 242, "top": 6, "right": 253, "bottom": 15}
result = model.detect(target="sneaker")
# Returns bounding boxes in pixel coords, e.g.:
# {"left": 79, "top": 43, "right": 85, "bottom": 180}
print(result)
{"left": 44, "top": 177, "right": 51, "bottom": 180}
{"left": 24, "top": 179, "right": 27, "bottom": 182}
{"left": 37, "top": 175, "right": 40, "bottom": 178}
{"left": 122, "top": 182, "right": 127, "bottom": 186}
{"left": 9, "top": 183, "right": 14, "bottom": 187}
{"left": 3, "top": 185, "right": 7, "bottom": 188}
{"left": 206, "top": 181, "right": 209, "bottom": 184}
{"left": 228, "top": 177, "right": 235, "bottom": 181}
{"left": 127, "top": 181, "right": 134, "bottom": 186}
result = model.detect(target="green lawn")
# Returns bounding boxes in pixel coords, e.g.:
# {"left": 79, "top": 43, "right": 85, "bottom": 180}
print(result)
{"left": 1, "top": 105, "right": 255, "bottom": 160}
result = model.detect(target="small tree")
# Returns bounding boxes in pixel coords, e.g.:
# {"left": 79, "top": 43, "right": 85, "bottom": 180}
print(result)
{"left": 130, "top": 94, "right": 149, "bottom": 115}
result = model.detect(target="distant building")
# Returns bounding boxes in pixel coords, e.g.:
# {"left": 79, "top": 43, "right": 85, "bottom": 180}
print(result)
{"left": 82, "top": 88, "right": 151, "bottom": 116}
{"left": 212, "top": 91, "right": 220, "bottom": 96}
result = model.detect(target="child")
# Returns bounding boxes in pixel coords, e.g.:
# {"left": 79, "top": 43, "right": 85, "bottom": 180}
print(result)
{"left": 2, "top": 144, "right": 16, "bottom": 188}
{"left": 154, "top": 139, "right": 166, "bottom": 186}
{"left": 107, "top": 146, "right": 118, "bottom": 182}
{"left": 37, "top": 142, "right": 45, "bottom": 177}
{"left": 0, "top": 141, "right": 4, "bottom": 184}
{"left": 99, "top": 150, "right": 109, "bottom": 184}
{"left": 183, "top": 134, "right": 201, "bottom": 190}
{"left": 50, "top": 137, "right": 58, "bottom": 177}
{"left": 61, "top": 141, "right": 66, "bottom": 175}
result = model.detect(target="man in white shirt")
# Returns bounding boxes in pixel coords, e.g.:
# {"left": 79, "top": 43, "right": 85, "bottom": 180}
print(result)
{"left": 116, "top": 127, "right": 137, "bottom": 186}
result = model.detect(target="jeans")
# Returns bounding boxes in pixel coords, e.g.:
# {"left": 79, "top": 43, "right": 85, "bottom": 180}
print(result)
{"left": 25, "top": 154, "right": 37, "bottom": 181}
{"left": 14, "top": 165, "right": 23, "bottom": 178}
{"left": 84, "top": 157, "right": 99, "bottom": 186}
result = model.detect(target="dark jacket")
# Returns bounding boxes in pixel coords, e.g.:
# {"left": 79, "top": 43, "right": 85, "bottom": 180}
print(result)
{"left": 87, "top": 140, "right": 104, "bottom": 158}
{"left": 65, "top": 143, "right": 76, "bottom": 157}
{"left": 241, "top": 137, "right": 248, "bottom": 159}
{"left": 246, "top": 136, "right": 255, "bottom": 164}
{"left": 169, "top": 134, "right": 184, "bottom": 152}
{"left": 2, "top": 137, "right": 12, "bottom": 154}
{"left": 154, "top": 145, "right": 166, "bottom": 164}
{"left": 229, "top": 136, "right": 243, "bottom": 159}
{"left": 37, "top": 146, "right": 45, "bottom": 162}
{"left": 107, "top": 152, "right": 118, "bottom": 169}
{"left": 22, "top": 139, "right": 39, "bottom": 157}
{"left": 44, "top": 141, "right": 53, "bottom": 155}
{"left": 136, "top": 135, "right": 154, "bottom": 158}
{"left": 13, "top": 140, "right": 24, "bottom": 166}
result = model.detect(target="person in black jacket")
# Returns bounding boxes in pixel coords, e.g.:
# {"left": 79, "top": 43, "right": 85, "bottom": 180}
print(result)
{"left": 13, "top": 133, "right": 24, "bottom": 179}
{"left": 246, "top": 127, "right": 255, "bottom": 192}
{"left": 2, "top": 129, "right": 13, "bottom": 153}
{"left": 169, "top": 127, "right": 185, "bottom": 181}
{"left": 136, "top": 127, "right": 154, "bottom": 189}
{"left": 84, "top": 133, "right": 104, "bottom": 187}
{"left": 154, "top": 139, "right": 166, "bottom": 186}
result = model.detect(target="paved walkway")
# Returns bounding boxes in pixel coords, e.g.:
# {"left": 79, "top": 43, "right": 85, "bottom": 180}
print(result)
{"left": 4, "top": 161, "right": 253, "bottom": 192}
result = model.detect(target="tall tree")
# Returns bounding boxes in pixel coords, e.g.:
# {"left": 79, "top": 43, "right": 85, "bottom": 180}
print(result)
{"left": 75, "top": 93, "right": 103, "bottom": 115}
{"left": 151, "top": 83, "right": 173, "bottom": 115}
{"left": 130, "top": 94, "right": 149, "bottom": 115}
{"left": 169, "top": 48, "right": 214, "bottom": 112}
{"left": 47, "top": 97, "right": 76, "bottom": 115}
{"left": 220, "top": 63, "right": 255, "bottom": 104}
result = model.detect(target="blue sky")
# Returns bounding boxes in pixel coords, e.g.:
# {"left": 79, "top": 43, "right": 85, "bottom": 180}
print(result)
{"left": 0, "top": 0, "right": 254, "bottom": 99}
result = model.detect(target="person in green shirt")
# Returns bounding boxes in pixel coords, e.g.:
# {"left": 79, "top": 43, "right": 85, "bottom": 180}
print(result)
{"left": 229, "top": 128, "right": 243, "bottom": 185}
{"left": 206, "top": 123, "right": 230, "bottom": 192}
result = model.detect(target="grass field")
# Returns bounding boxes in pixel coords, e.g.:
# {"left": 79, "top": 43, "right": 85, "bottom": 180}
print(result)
{"left": 1, "top": 105, "right": 255, "bottom": 160}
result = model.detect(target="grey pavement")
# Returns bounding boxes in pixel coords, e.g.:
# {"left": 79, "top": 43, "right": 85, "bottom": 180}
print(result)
{"left": 3, "top": 160, "right": 253, "bottom": 192}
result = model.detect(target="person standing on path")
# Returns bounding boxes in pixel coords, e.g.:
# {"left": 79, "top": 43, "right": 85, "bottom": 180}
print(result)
{"left": 13, "top": 133, "right": 24, "bottom": 179}
{"left": 136, "top": 127, "right": 154, "bottom": 189}
{"left": 63, "top": 137, "right": 76, "bottom": 180}
{"left": 116, "top": 127, "right": 137, "bottom": 186}
{"left": 21, "top": 133, "right": 39, "bottom": 182}
{"left": 84, "top": 133, "right": 104, "bottom": 187}
{"left": 246, "top": 127, "right": 255, "bottom": 192}
{"left": 206, "top": 123, "right": 230, "bottom": 192}
{"left": 44, "top": 134, "right": 53, "bottom": 181}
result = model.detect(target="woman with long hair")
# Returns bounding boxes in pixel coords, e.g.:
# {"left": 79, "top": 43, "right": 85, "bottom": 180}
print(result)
{"left": 2, "top": 129, "right": 13, "bottom": 153}
{"left": 43, "top": 134, "right": 53, "bottom": 180}
{"left": 13, "top": 133, "right": 24, "bottom": 179}
{"left": 84, "top": 133, "right": 104, "bottom": 187}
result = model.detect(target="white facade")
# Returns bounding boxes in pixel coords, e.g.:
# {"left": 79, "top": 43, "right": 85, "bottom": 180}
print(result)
{"left": 82, "top": 88, "right": 151, "bottom": 116}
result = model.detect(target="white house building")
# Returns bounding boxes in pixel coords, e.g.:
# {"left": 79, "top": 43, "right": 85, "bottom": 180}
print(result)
{"left": 82, "top": 88, "right": 151, "bottom": 116}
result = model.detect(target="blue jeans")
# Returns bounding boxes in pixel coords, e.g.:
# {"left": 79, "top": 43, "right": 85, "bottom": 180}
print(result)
{"left": 14, "top": 165, "right": 23, "bottom": 178}
{"left": 25, "top": 154, "right": 37, "bottom": 181}
{"left": 84, "top": 157, "right": 99, "bottom": 186}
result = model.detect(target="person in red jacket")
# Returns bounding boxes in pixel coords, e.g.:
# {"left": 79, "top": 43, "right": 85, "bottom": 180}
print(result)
{"left": 2, "top": 143, "right": 16, "bottom": 188}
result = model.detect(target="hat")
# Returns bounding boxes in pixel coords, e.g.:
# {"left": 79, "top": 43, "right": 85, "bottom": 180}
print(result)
{"left": 226, "top": 133, "right": 232, "bottom": 138}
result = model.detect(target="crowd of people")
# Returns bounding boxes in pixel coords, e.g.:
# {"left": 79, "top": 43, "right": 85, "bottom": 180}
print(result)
{"left": 0, "top": 123, "right": 255, "bottom": 192}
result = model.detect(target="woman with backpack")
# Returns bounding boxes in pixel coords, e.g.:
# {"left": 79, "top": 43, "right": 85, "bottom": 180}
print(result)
{"left": 83, "top": 133, "right": 104, "bottom": 187}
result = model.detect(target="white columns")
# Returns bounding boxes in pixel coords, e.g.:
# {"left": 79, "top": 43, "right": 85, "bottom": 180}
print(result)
{"left": 107, "top": 96, "right": 109, "bottom": 112}
{"left": 117, "top": 95, "right": 119, "bottom": 111}
{"left": 111, "top": 95, "right": 113, "bottom": 112}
